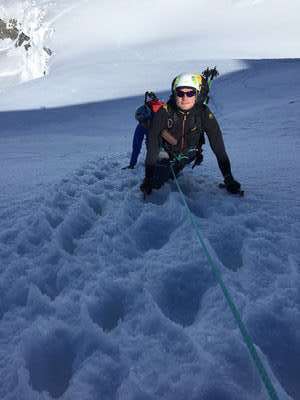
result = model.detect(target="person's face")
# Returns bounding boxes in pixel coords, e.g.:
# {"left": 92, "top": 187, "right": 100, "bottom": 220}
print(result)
{"left": 175, "top": 87, "right": 197, "bottom": 111}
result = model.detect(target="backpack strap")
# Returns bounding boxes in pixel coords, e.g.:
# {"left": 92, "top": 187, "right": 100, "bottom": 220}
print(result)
{"left": 163, "top": 102, "right": 179, "bottom": 130}
{"left": 159, "top": 102, "right": 178, "bottom": 159}
{"left": 194, "top": 103, "right": 206, "bottom": 147}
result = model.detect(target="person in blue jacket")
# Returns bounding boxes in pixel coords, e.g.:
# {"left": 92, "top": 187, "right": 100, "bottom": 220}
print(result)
{"left": 123, "top": 93, "right": 166, "bottom": 170}
{"left": 123, "top": 121, "right": 149, "bottom": 169}
{"left": 122, "top": 101, "right": 153, "bottom": 169}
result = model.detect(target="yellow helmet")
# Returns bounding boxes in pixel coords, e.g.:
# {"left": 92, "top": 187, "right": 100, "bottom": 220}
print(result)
{"left": 172, "top": 73, "right": 204, "bottom": 92}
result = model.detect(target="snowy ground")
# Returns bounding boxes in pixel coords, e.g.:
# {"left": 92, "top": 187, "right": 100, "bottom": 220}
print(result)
{"left": 0, "top": 1, "right": 300, "bottom": 400}
{"left": 0, "top": 58, "right": 299, "bottom": 400}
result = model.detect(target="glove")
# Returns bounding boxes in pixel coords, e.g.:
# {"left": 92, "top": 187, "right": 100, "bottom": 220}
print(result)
{"left": 192, "top": 151, "right": 203, "bottom": 169}
{"left": 224, "top": 175, "right": 241, "bottom": 194}
{"left": 122, "top": 164, "right": 134, "bottom": 170}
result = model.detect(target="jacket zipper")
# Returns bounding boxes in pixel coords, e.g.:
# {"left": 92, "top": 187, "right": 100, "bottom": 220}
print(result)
{"left": 181, "top": 113, "right": 187, "bottom": 151}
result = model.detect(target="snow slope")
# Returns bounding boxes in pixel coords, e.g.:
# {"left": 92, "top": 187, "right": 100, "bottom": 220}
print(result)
{"left": 0, "top": 59, "right": 299, "bottom": 400}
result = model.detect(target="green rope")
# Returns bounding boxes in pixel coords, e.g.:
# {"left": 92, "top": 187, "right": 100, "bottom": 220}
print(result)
{"left": 173, "top": 154, "right": 188, "bottom": 162}
{"left": 170, "top": 164, "right": 279, "bottom": 400}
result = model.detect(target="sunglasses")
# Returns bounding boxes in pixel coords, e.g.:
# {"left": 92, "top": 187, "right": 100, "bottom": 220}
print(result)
{"left": 175, "top": 89, "right": 196, "bottom": 98}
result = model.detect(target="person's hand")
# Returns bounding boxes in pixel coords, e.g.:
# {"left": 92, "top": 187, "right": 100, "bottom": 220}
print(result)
{"left": 122, "top": 164, "right": 134, "bottom": 170}
{"left": 224, "top": 175, "right": 241, "bottom": 194}
{"left": 140, "top": 177, "right": 152, "bottom": 196}
{"left": 192, "top": 152, "right": 203, "bottom": 169}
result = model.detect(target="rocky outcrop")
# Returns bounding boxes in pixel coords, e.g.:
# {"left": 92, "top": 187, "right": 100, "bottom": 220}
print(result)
{"left": 17, "top": 31, "right": 31, "bottom": 48}
{"left": 0, "top": 16, "right": 53, "bottom": 80}
{"left": 0, "top": 17, "right": 52, "bottom": 55}
{"left": 0, "top": 18, "right": 29, "bottom": 45}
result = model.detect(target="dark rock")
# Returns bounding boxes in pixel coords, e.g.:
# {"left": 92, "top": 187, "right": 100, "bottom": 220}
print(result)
{"left": 0, "top": 17, "right": 52, "bottom": 55}
{"left": 16, "top": 31, "right": 30, "bottom": 47}
{"left": 0, "top": 18, "right": 19, "bottom": 41}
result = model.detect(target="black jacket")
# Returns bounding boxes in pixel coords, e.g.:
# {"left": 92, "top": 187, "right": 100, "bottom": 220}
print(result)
{"left": 145, "top": 102, "right": 232, "bottom": 177}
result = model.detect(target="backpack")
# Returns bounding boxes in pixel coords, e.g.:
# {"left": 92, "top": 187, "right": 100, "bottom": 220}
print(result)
{"left": 135, "top": 91, "right": 165, "bottom": 123}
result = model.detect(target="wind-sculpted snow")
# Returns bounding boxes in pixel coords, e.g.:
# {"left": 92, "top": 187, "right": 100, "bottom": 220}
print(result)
{"left": 0, "top": 154, "right": 298, "bottom": 399}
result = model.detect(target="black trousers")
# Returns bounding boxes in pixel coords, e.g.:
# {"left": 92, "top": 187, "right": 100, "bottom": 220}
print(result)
{"left": 152, "top": 156, "right": 194, "bottom": 189}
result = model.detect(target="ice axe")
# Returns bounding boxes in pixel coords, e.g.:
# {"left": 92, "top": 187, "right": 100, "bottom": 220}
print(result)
{"left": 202, "top": 66, "right": 219, "bottom": 104}
{"left": 144, "top": 91, "right": 158, "bottom": 105}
